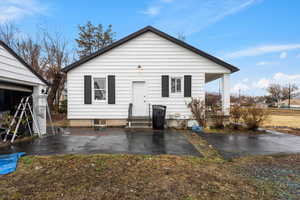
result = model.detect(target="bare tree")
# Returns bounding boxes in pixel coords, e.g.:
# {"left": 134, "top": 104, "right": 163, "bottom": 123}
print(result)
{"left": 282, "top": 83, "right": 299, "bottom": 108}
{"left": 15, "top": 37, "right": 46, "bottom": 75}
{"left": 267, "top": 83, "right": 299, "bottom": 107}
{"left": 0, "top": 23, "right": 20, "bottom": 48}
{"left": 0, "top": 23, "right": 45, "bottom": 76}
{"left": 267, "top": 84, "right": 282, "bottom": 107}
{"left": 1, "top": 23, "right": 72, "bottom": 112}
{"left": 42, "top": 31, "right": 70, "bottom": 111}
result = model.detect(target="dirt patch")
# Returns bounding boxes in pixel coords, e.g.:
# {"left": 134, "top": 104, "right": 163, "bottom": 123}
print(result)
{"left": 180, "top": 130, "right": 223, "bottom": 161}
{"left": 0, "top": 154, "right": 275, "bottom": 200}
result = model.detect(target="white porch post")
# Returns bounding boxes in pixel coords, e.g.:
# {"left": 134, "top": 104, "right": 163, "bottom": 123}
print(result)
{"left": 221, "top": 73, "right": 230, "bottom": 115}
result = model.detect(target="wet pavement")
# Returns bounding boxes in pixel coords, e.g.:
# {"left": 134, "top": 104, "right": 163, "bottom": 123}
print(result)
{"left": 201, "top": 131, "right": 300, "bottom": 160}
{"left": 0, "top": 128, "right": 202, "bottom": 157}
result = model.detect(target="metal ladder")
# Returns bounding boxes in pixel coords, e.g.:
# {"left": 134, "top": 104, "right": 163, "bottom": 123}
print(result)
{"left": 3, "top": 96, "right": 41, "bottom": 143}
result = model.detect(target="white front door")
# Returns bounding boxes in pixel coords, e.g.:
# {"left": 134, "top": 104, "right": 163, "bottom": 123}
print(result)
{"left": 132, "top": 81, "right": 147, "bottom": 116}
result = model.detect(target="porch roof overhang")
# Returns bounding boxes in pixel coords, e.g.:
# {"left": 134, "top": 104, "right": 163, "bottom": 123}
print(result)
{"left": 205, "top": 73, "right": 224, "bottom": 83}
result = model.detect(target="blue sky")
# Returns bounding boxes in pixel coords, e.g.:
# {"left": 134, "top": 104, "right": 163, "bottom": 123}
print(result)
{"left": 1, "top": 0, "right": 300, "bottom": 96}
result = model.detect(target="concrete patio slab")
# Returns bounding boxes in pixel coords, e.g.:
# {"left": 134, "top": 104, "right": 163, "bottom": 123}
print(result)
{"left": 0, "top": 128, "right": 202, "bottom": 157}
{"left": 201, "top": 132, "right": 300, "bottom": 160}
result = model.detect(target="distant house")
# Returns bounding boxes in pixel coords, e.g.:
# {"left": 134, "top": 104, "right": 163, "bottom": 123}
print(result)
{"left": 61, "top": 26, "right": 239, "bottom": 127}
{"left": 0, "top": 41, "right": 48, "bottom": 134}
{"left": 280, "top": 99, "right": 300, "bottom": 109}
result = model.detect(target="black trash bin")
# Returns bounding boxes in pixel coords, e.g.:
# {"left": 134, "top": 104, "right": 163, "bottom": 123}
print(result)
{"left": 152, "top": 105, "right": 167, "bottom": 130}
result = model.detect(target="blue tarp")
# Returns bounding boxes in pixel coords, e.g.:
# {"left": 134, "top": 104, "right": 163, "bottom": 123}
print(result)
{"left": 192, "top": 125, "right": 203, "bottom": 133}
{"left": 0, "top": 152, "right": 25, "bottom": 175}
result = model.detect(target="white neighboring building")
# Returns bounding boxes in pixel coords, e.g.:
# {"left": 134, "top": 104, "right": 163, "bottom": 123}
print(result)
{"left": 62, "top": 26, "right": 239, "bottom": 127}
{"left": 0, "top": 41, "right": 48, "bottom": 134}
{"left": 280, "top": 99, "right": 300, "bottom": 109}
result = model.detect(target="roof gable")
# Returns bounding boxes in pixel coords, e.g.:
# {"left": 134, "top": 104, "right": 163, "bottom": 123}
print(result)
{"left": 61, "top": 26, "right": 239, "bottom": 73}
{"left": 0, "top": 40, "right": 48, "bottom": 85}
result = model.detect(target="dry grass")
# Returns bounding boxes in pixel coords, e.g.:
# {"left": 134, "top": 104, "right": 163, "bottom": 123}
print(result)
{"left": 267, "top": 108, "right": 300, "bottom": 116}
{"left": 263, "top": 115, "right": 300, "bottom": 129}
{"left": 0, "top": 154, "right": 274, "bottom": 200}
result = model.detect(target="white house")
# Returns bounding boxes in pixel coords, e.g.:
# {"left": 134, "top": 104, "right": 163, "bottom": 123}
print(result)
{"left": 61, "top": 26, "right": 239, "bottom": 127}
{"left": 0, "top": 40, "right": 48, "bottom": 134}
{"left": 280, "top": 99, "right": 300, "bottom": 109}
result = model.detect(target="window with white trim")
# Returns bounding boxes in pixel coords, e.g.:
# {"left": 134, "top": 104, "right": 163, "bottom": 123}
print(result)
{"left": 94, "top": 78, "right": 106, "bottom": 101}
{"left": 171, "top": 77, "right": 182, "bottom": 93}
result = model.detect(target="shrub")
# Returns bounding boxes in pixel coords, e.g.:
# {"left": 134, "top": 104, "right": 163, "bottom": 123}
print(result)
{"left": 59, "top": 99, "right": 67, "bottom": 114}
{"left": 230, "top": 105, "right": 242, "bottom": 124}
{"left": 2, "top": 112, "right": 13, "bottom": 128}
{"left": 210, "top": 105, "right": 225, "bottom": 129}
{"left": 230, "top": 105, "right": 243, "bottom": 129}
{"left": 187, "top": 98, "right": 206, "bottom": 127}
{"left": 240, "top": 107, "right": 269, "bottom": 130}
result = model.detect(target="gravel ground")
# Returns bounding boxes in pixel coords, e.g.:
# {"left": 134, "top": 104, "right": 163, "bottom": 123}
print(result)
{"left": 234, "top": 154, "right": 300, "bottom": 200}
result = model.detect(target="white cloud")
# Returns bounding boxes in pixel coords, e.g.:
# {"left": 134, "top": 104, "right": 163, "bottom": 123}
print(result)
{"left": 142, "top": 0, "right": 261, "bottom": 35}
{"left": 273, "top": 72, "right": 300, "bottom": 83}
{"left": 253, "top": 73, "right": 300, "bottom": 90}
{"left": 279, "top": 52, "right": 287, "bottom": 59}
{"left": 0, "top": 0, "right": 47, "bottom": 23}
{"left": 253, "top": 78, "right": 270, "bottom": 89}
{"left": 256, "top": 61, "right": 278, "bottom": 66}
{"left": 225, "top": 44, "right": 300, "bottom": 59}
{"left": 141, "top": 6, "right": 161, "bottom": 16}
{"left": 233, "top": 73, "right": 300, "bottom": 96}
{"left": 231, "top": 83, "right": 250, "bottom": 93}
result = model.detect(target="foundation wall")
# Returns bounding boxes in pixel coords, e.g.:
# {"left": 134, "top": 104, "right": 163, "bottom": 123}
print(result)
{"left": 69, "top": 119, "right": 127, "bottom": 127}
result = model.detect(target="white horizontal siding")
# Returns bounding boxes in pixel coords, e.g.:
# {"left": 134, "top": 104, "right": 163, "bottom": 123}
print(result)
{"left": 0, "top": 45, "right": 44, "bottom": 85}
{"left": 67, "top": 31, "right": 229, "bottom": 119}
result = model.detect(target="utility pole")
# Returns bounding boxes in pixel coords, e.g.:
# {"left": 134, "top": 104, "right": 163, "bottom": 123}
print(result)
{"left": 219, "top": 79, "right": 221, "bottom": 106}
{"left": 288, "top": 83, "right": 291, "bottom": 109}
{"left": 238, "top": 89, "right": 241, "bottom": 106}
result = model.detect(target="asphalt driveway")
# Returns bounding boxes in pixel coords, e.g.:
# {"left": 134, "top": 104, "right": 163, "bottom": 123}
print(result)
{"left": 0, "top": 128, "right": 202, "bottom": 157}
{"left": 201, "top": 131, "right": 300, "bottom": 159}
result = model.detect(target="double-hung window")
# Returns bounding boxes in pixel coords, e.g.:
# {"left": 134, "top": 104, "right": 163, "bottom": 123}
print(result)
{"left": 94, "top": 78, "right": 106, "bottom": 101}
{"left": 171, "top": 77, "right": 182, "bottom": 93}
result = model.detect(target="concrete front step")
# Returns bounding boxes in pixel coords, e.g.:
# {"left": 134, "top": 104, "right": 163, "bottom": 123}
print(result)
{"left": 127, "top": 117, "right": 152, "bottom": 129}
{"left": 126, "top": 126, "right": 152, "bottom": 129}
{"left": 131, "top": 116, "right": 150, "bottom": 121}
{"left": 131, "top": 121, "right": 151, "bottom": 126}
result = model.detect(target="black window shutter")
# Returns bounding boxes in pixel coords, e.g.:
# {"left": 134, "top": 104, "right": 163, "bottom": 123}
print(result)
{"left": 108, "top": 75, "right": 115, "bottom": 104}
{"left": 184, "top": 75, "right": 192, "bottom": 97}
{"left": 84, "top": 75, "right": 92, "bottom": 104}
{"left": 162, "top": 75, "right": 169, "bottom": 97}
